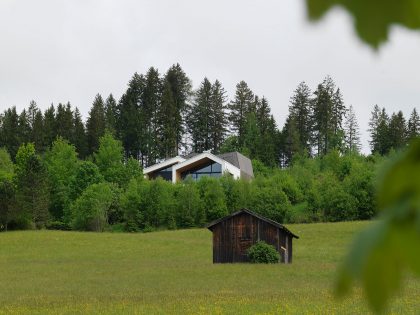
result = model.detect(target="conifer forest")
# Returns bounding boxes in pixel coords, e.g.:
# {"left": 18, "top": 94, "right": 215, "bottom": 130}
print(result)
{"left": 1, "top": 64, "right": 419, "bottom": 232}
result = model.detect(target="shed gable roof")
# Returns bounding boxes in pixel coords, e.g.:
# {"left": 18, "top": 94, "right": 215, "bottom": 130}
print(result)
{"left": 206, "top": 208, "right": 299, "bottom": 238}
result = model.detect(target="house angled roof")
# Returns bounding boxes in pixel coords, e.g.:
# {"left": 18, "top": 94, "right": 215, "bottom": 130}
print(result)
{"left": 206, "top": 208, "right": 299, "bottom": 239}
{"left": 143, "top": 156, "right": 186, "bottom": 174}
{"left": 173, "top": 151, "right": 239, "bottom": 174}
{"left": 217, "top": 152, "right": 254, "bottom": 178}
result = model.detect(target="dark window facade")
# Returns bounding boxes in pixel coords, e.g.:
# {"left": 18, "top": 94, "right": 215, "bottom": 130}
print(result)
{"left": 151, "top": 166, "right": 172, "bottom": 181}
{"left": 181, "top": 162, "right": 222, "bottom": 180}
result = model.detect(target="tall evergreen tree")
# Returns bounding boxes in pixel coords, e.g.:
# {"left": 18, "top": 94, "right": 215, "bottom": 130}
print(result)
{"left": 280, "top": 115, "right": 300, "bottom": 166}
{"left": 43, "top": 104, "right": 57, "bottom": 148}
{"left": 368, "top": 104, "right": 382, "bottom": 153}
{"left": 209, "top": 80, "right": 228, "bottom": 153}
{"left": 86, "top": 94, "right": 106, "bottom": 155}
{"left": 17, "top": 109, "right": 31, "bottom": 145}
{"left": 55, "top": 103, "right": 73, "bottom": 141}
{"left": 228, "top": 81, "right": 254, "bottom": 147}
{"left": 388, "top": 111, "right": 407, "bottom": 150}
{"left": 344, "top": 105, "right": 361, "bottom": 153}
{"left": 163, "top": 64, "right": 192, "bottom": 155}
{"left": 117, "top": 73, "right": 145, "bottom": 160}
{"left": 0, "top": 107, "right": 20, "bottom": 159}
{"left": 72, "top": 108, "right": 88, "bottom": 158}
{"left": 142, "top": 67, "right": 162, "bottom": 166}
{"left": 27, "top": 100, "right": 38, "bottom": 128}
{"left": 32, "top": 110, "right": 45, "bottom": 153}
{"left": 157, "top": 80, "right": 178, "bottom": 158}
{"left": 288, "top": 82, "right": 312, "bottom": 155}
{"left": 104, "top": 94, "right": 118, "bottom": 133}
{"left": 376, "top": 108, "right": 391, "bottom": 155}
{"left": 188, "top": 78, "right": 213, "bottom": 152}
{"left": 311, "top": 76, "right": 345, "bottom": 155}
{"left": 407, "top": 108, "right": 420, "bottom": 141}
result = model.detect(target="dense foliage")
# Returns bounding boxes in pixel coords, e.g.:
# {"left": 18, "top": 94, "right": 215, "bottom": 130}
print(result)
{"left": 247, "top": 241, "right": 280, "bottom": 263}
{"left": 0, "top": 65, "right": 418, "bottom": 232}
{"left": 0, "top": 131, "right": 387, "bottom": 232}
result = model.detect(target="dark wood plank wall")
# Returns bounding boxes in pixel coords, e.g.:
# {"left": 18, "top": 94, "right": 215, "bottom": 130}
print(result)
{"left": 212, "top": 212, "right": 293, "bottom": 263}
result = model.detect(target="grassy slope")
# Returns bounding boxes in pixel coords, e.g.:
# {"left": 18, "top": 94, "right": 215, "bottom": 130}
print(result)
{"left": 0, "top": 221, "right": 418, "bottom": 314}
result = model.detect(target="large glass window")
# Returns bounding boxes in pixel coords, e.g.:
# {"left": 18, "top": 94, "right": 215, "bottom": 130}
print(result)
{"left": 181, "top": 162, "right": 222, "bottom": 180}
{"left": 150, "top": 166, "right": 172, "bottom": 181}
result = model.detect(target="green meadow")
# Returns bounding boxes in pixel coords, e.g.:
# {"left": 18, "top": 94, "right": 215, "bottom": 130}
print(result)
{"left": 0, "top": 221, "right": 419, "bottom": 314}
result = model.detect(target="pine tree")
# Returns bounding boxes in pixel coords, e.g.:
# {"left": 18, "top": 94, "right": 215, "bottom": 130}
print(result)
{"left": 368, "top": 104, "right": 382, "bottom": 153}
{"left": 27, "top": 100, "right": 38, "bottom": 128}
{"left": 311, "top": 76, "right": 346, "bottom": 155}
{"left": 117, "top": 73, "right": 145, "bottom": 160}
{"left": 163, "top": 64, "right": 192, "bottom": 155}
{"left": 188, "top": 77, "right": 213, "bottom": 152}
{"left": 376, "top": 108, "right": 391, "bottom": 155}
{"left": 280, "top": 115, "right": 300, "bottom": 165}
{"left": 157, "top": 80, "right": 178, "bottom": 158}
{"left": 407, "top": 108, "right": 420, "bottom": 141}
{"left": 209, "top": 80, "right": 228, "bottom": 153}
{"left": 55, "top": 103, "right": 73, "bottom": 141}
{"left": 344, "top": 105, "right": 361, "bottom": 153}
{"left": 388, "top": 111, "right": 407, "bottom": 150}
{"left": 18, "top": 109, "right": 31, "bottom": 145}
{"left": 288, "top": 82, "right": 312, "bottom": 155}
{"left": 43, "top": 104, "right": 57, "bottom": 148}
{"left": 228, "top": 81, "right": 254, "bottom": 147}
{"left": 86, "top": 94, "right": 106, "bottom": 155}
{"left": 104, "top": 94, "right": 118, "bottom": 133}
{"left": 32, "top": 110, "right": 45, "bottom": 153}
{"left": 0, "top": 107, "right": 20, "bottom": 159}
{"left": 72, "top": 108, "right": 88, "bottom": 158}
{"left": 142, "top": 67, "right": 162, "bottom": 166}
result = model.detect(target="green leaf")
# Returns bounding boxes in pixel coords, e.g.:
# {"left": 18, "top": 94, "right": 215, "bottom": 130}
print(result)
{"left": 305, "top": 0, "right": 420, "bottom": 48}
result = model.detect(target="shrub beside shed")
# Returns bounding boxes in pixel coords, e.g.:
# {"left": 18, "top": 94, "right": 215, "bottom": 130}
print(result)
{"left": 207, "top": 209, "right": 299, "bottom": 264}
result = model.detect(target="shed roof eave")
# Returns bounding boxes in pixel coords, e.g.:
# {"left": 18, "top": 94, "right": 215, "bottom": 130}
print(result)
{"left": 206, "top": 208, "right": 299, "bottom": 239}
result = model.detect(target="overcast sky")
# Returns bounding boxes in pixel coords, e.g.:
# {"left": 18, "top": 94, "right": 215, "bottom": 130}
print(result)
{"left": 1, "top": 0, "right": 419, "bottom": 153}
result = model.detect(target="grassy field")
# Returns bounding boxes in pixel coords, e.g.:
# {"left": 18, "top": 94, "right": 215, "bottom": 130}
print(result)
{"left": 0, "top": 221, "right": 419, "bottom": 314}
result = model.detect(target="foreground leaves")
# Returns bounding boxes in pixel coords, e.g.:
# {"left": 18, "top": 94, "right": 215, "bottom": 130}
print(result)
{"left": 305, "top": 0, "right": 420, "bottom": 48}
{"left": 336, "top": 139, "right": 420, "bottom": 312}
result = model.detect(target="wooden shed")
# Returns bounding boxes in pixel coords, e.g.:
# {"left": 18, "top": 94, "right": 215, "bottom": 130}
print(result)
{"left": 207, "top": 209, "right": 299, "bottom": 263}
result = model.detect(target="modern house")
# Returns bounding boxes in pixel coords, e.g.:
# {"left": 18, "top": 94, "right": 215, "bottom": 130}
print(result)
{"left": 143, "top": 151, "right": 254, "bottom": 183}
{"left": 207, "top": 209, "right": 299, "bottom": 264}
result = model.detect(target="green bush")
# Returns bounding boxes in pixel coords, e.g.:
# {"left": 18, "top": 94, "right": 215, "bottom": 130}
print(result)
{"left": 247, "top": 241, "right": 280, "bottom": 264}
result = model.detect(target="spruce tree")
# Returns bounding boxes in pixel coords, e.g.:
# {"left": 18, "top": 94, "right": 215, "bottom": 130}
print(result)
{"left": 288, "top": 82, "right": 312, "bottom": 155}
{"left": 104, "top": 94, "right": 118, "bottom": 133}
{"left": 344, "top": 105, "right": 361, "bottom": 153}
{"left": 142, "top": 67, "right": 162, "bottom": 166}
{"left": 86, "top": 94, "right": 106, "bottom": 155}
{"left": 388, "top": 111, "right": 407, "bottom": 150}
{"left": 117, "top": 73, "right": 145, "bottom": 160}
{"left": 210, "top": 80, "right": 228, "bottom": 153}
{"left": 229, "top": 81, "right": 254, "bottom": 147}
{"left": 368, "top": 104, "right": 382, "bottom": 153}
{"left": 188, "top": 77, "right": 213, "bottom": 152}
{"left": 18, "top": 109, "right": 31, "bottom": 145}
{"left": 0, "top": 107, "right": 20, "bottom": 159}
{"left": 55, "top": 103, "right": 73, "bottom": 141}
{"left": 43, "top": 104, "right": 57, "bottom": 149}
{"left": 32, "top": 110, "right": 45, "bottom": 153}
{"left": 157, "top": 80, "right": 178, "bottom": 158}
{"left": 72, "top": 108, "right": 88, "bottom": 158}
{"left": 407, "top": 108, "right": 420, "bottom": 141}
{"left": 163, "top": 64, "right": 192, "bottom": 155}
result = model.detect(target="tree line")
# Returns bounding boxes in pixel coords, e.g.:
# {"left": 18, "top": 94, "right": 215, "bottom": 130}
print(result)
{"left": 1, "top": 65, "right": 418, "bottom": 168}
{"left": 0, "top": 133, "right": 382, "bottom": 232}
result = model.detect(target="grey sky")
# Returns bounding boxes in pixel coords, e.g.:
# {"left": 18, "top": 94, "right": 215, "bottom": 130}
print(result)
{"left": 1, "top": 0, "right": 419, "bottom": 154}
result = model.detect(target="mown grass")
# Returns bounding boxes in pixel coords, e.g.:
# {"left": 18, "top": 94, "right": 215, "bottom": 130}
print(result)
{"left": 0, "top": 221, "right": 419, "bottom": 314}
